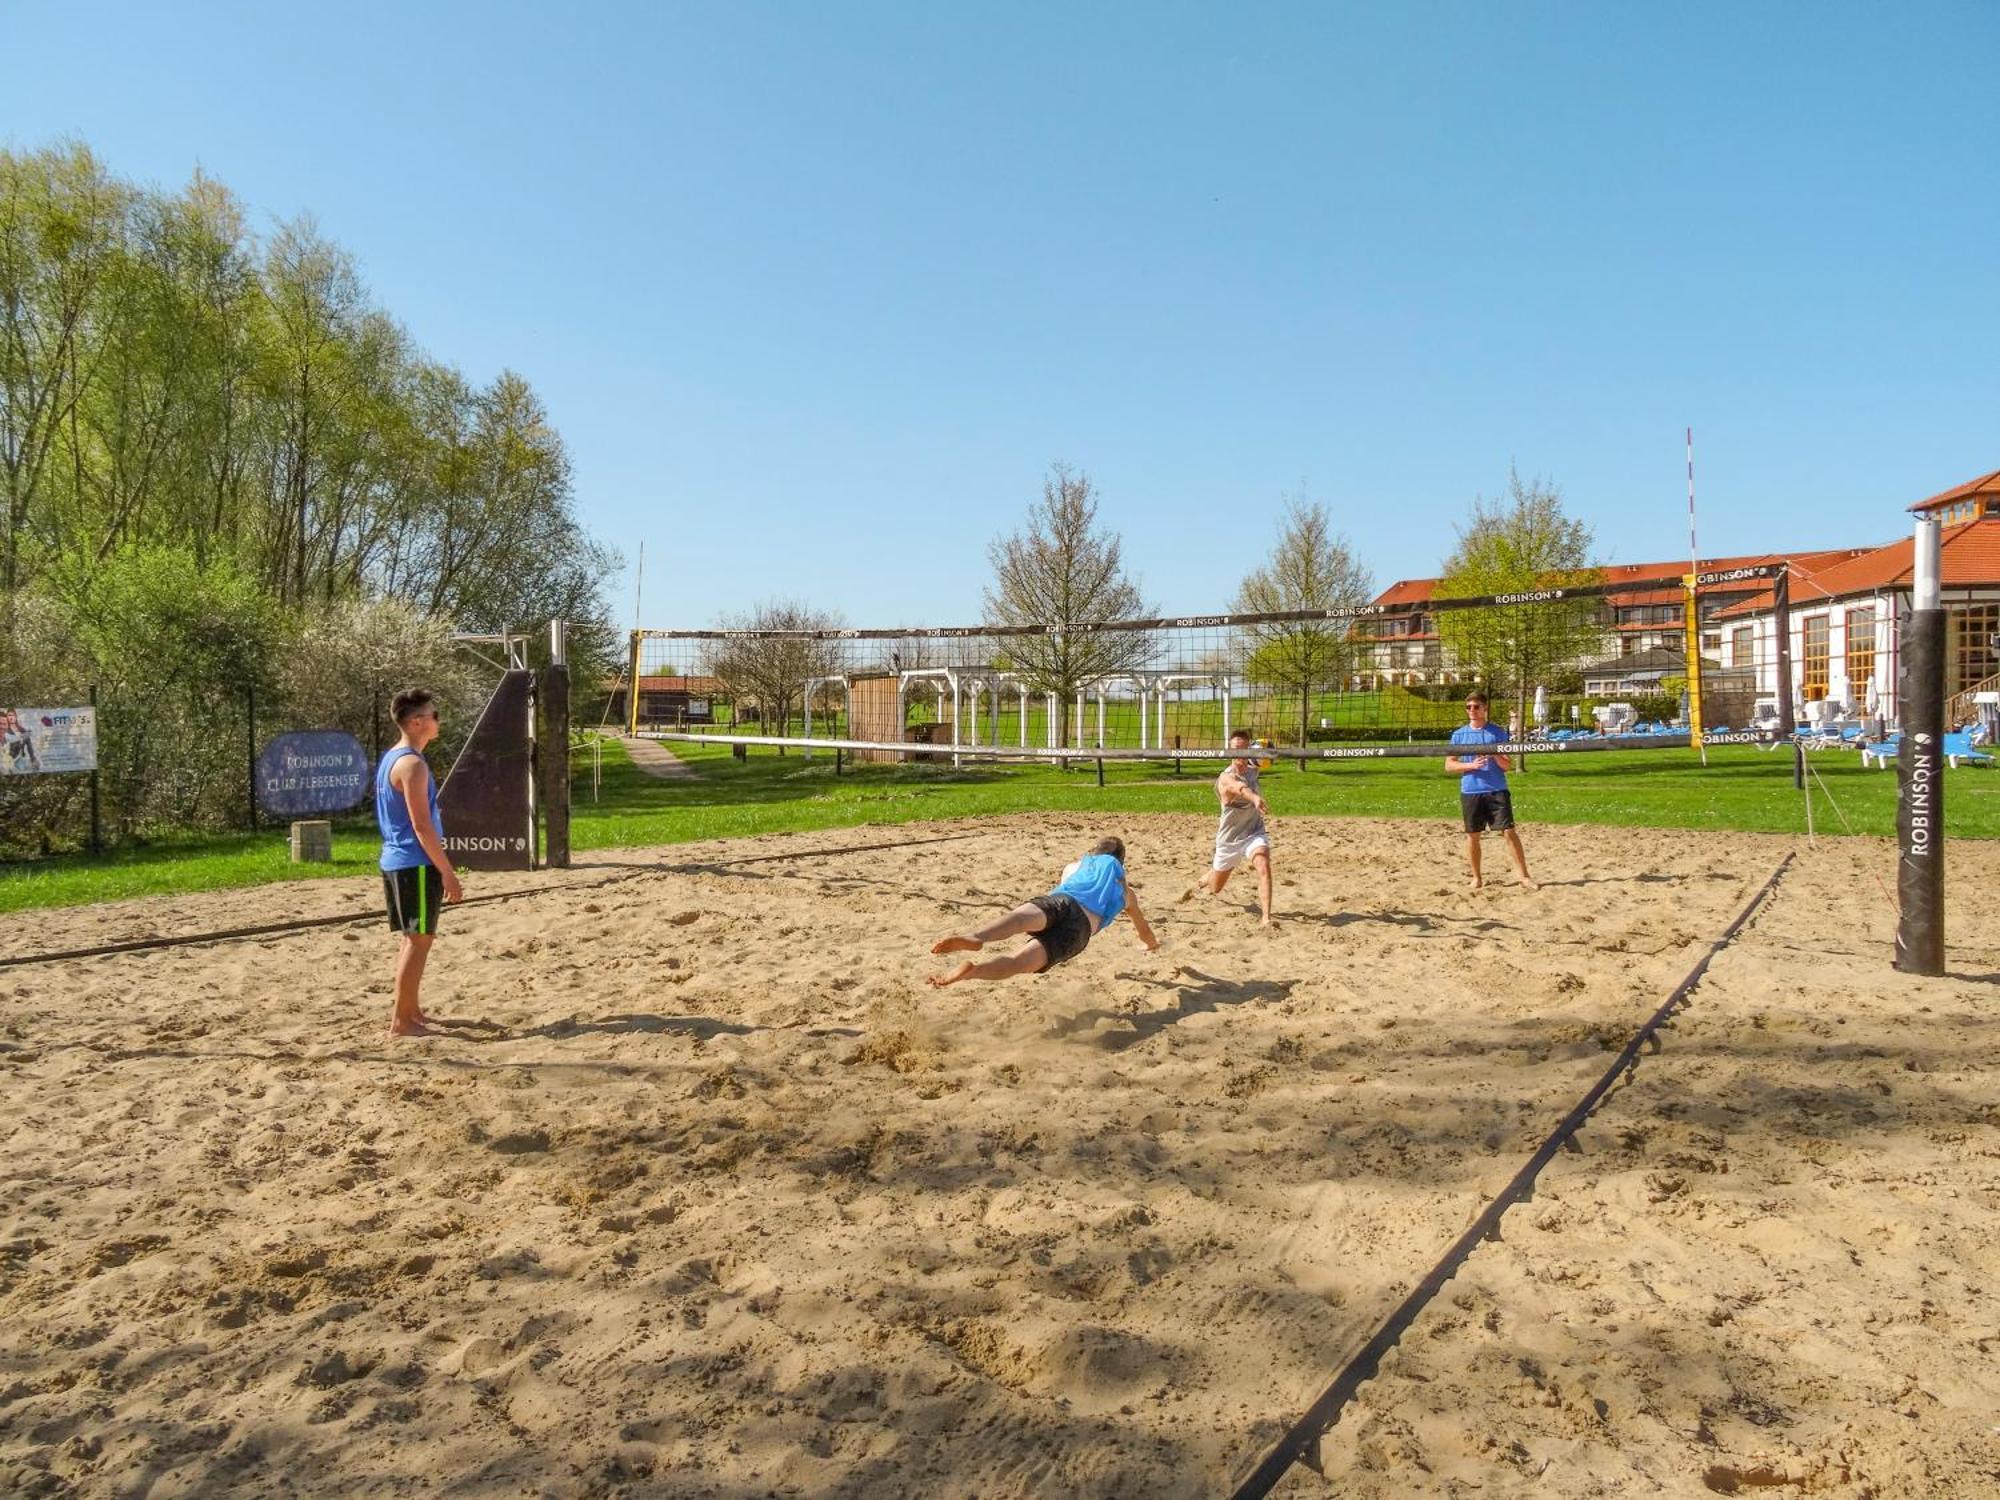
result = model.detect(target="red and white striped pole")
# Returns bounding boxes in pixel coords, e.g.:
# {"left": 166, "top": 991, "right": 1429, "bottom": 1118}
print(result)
{"left": 1685, "top": 428, "right": 1707, "bottom": 762}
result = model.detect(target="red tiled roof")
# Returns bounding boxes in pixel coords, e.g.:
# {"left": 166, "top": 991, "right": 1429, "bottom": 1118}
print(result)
{"left": 1909, "top": 467, "right": 2000, "bottom": 514}
{"left": 1370, "top": 554, "right": 1783, "bottom": 612}
{"left": 1716, "top": 523, "right": 2000, "bottom": 617}
{"left": 1373, "top": 579, "right": 1434, "bottom": 608}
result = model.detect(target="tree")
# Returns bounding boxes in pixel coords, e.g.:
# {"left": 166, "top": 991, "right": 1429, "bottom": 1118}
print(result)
{"left": 1234, "top": 495, "right": 1374, "bottom": 747}
{"left": 0, "top": 143, "right": 624, "bottom": 852}
{"left": 1435, "top": 468, "right": 1602, "bottom": 729}
{"left": 41, "top": 543, "right": 289, "bottom": 836}
{"left": 703, "top": 599, "right": 846, "bottom": 738}
{"left": 983, "top": 463, "right": 1155, "bottom": 741}
{"left": 279, "top": 597, "right": 485, "bottom": 762}
{"left": 0, "top": 143, "right": 130, "bottom": 595}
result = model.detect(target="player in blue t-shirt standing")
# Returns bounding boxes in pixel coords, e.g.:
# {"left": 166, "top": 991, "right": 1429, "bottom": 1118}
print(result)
{"left": 376, "top": 688, "right": 464, "bottom": 1037}
{"left": 927, "top": 836, "right": 1159, "bottom": 987}
{"left": 1446, "top": 690, "right": 1536, "bottom": 891}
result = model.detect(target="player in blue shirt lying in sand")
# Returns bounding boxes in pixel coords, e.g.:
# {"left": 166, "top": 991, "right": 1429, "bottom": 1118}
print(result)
{"left": 928, "top": 837, "right": 1160, "bottom": 987}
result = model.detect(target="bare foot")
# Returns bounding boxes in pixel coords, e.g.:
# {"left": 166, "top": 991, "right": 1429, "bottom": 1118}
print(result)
{"left": 387, "top": 1019, "right": 433, "bottom": 1038}
{"left": 930, "top": 935, "right": 981, "bottom": 956}
{"left": 1260, "top": 916, "right": 1278, "bottom": 930}
{"left": 926, "top": 962, "right": 976, "bottom": 989}
{"left": 1518, "top": 877, "right": 1540, "bottom": 891}
{"left": 1468, "top": 877, "right": 1484, "bottom": 891}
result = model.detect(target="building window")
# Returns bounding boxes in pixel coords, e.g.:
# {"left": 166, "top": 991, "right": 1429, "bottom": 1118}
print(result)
{"left": 1951, "top": 603, "right": 2000, "bottom": 698}
{"left": 1730, "top": 624, "right": 1754, "bottom": 668}
{"left": 1846, "top": 606, "right": 1877, "bottom": 698}
{"left": 1802, "top": 614, "right": 1830, "bottom": 701}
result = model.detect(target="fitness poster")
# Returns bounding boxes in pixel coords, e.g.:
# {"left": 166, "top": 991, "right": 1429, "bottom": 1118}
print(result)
{"left": 3, "top": 706, "right": 97, "bottom": 775}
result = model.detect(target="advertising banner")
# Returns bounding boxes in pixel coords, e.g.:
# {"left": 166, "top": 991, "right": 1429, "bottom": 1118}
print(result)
{"left": 256, "top": 731, "right": 369, "bottom": 817}
{"left": 438, "top": 669, "right": 535, "bottom": 871}
{"left": 2, "top": 707, "right": 97, "bottom": 774}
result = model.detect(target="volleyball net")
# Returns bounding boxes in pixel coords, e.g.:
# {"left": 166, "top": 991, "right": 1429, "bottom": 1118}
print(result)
{"left": 627, "top": 564, "right": 1803, "bottom": 765}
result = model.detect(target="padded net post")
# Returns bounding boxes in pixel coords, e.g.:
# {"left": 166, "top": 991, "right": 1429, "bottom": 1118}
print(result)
{"left": 1895, "top": 518, "right": 1945, "bottom": 976}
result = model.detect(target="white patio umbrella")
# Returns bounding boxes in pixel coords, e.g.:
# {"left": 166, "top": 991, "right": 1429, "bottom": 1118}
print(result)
{"left": 1532, "top": 684, "right": 1548, "bottom": 724}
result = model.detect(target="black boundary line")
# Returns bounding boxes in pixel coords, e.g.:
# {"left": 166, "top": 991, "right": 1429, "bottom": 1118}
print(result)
{"left": 0, "top": 831, "right": 988, "bottom": 971}
{"left": 1226, "top": 851, "right": 1797, "bottom": 1499}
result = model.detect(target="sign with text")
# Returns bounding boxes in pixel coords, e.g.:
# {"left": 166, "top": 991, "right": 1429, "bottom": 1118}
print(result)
{"left": 438, "top": 669, "right": 535, "bottom": 871}
{"left": 2, "top": 707, "right": 97, "bottom": 774}
{"left": 256, "top": 731, "right": 369, "bottom": 817}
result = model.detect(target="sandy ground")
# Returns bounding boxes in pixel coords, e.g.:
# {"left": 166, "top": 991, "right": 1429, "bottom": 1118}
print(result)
{"left": 1, "top": 813, "right": 1996, "bottom": 1499}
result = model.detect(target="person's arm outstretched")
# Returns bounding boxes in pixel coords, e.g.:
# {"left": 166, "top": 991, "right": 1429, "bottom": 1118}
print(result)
{"left": 1218, "top": 767, "right": 1268, "bottom": 815}
{"left": 1125, "top": 889, "right": 1160, "bottom": 952}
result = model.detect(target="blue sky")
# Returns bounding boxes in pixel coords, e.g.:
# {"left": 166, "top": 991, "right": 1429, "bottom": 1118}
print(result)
{"left": 7, "top": 2, "right": 1997, "bottom": 626}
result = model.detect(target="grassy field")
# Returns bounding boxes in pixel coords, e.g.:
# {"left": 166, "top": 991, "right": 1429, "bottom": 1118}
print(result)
{"left": 4, "top": 735, "right": 1995, "bottom": 914}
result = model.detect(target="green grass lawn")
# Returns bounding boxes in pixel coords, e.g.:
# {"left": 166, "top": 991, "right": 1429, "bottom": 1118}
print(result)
{"left": 5, "top": 735, "right": 1994, "bottom": 914}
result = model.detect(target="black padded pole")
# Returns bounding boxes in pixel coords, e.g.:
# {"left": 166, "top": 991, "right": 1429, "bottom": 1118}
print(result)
{"left": 1771, "top": 568, "right": 1796, "bottom": 741}
{"left": 1895, "top": 518, "right": 1945, "bottom": 976}
{"left": 1894, "top": 606, "right": 1945, "bottom": 974}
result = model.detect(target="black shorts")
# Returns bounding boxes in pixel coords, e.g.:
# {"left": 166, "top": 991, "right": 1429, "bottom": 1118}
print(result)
{"left": 1461, "top": 790, "right": 1515, "bottom": 834}
{"left": 1027, "top": 893, "right": 1095, "bottom": 970}
{"left": 383, "top": 866, "right": 444, "bottom": 936}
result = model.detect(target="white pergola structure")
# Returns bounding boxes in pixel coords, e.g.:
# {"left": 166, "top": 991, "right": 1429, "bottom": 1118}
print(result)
{"left": 899, "top": 666, "right": 1015, "bottom": 767}
{"left": 1133, "top": 671, "right": 1234, "bottom": 751}
{"left": 993, "top": 673, "right": 1061, "bottom": 754}
{"left": 1059, "top": 671, "right": 1235, "bottom": 751}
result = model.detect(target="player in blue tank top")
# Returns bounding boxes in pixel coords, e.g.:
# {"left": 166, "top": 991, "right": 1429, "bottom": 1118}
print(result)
{"left": 376, "top": 687, "right": 463, "bottom": 1037}
{"left": 1445, "top": 691, "right": 1536, "bottom": 891}
{"left": 928, "top": 836, "right": 1159, "bottom": 987}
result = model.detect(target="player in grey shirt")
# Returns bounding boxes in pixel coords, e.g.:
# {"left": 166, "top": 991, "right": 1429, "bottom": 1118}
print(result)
{"left": 1188, "top": 728, "right": 1275, "bottom": 927}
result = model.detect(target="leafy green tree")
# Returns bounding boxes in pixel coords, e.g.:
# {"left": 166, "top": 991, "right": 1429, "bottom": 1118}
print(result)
{"left": 0, "top": 142, "right": 131, "bottom": 594}
{"left": 1234, "top": 495, "right": 1373, "bottom": 746}
{"left": 46, "top": 544, "right": 288, "bottom": 835}
{"left": 1435, "top": 468, "right": 1602, "bottom": 729}
{"left": 0, "top": 142, "right": 622, "bottom": 849}
{"left": 984, "top": 463, "right": 1155, "bottom": 741}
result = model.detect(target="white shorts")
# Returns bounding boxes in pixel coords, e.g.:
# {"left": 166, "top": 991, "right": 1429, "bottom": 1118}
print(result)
{"left": 1212, "top": 833, "right": 1271, "bottom": 873}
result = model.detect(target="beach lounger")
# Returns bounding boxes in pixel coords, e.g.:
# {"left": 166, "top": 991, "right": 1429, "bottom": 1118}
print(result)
{"left": 1945, "top": 732, "right": 1994, "bottom": 769}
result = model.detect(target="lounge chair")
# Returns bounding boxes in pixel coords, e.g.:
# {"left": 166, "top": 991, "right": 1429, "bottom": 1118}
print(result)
{"left": 1860, "top": 733, "right": 1900, "bottom": 769}
{"left": 1945, "top": 732, "right": 1994, "bottom": 769}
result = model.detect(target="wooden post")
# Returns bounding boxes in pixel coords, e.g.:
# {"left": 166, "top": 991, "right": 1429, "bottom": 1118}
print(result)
{"left": 246, "top": 686, "right": 258, "bottom": 830}
{"left": 542, "top": 623, "right": 572, "bottom": 870}
{"left": 89, "top": 683, "right": 102, "bottom": 854}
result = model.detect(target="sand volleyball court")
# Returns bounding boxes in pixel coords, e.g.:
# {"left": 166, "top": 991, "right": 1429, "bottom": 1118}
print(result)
{"left": 3, "top": 814, "right": 1997, "bottom": 1497}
